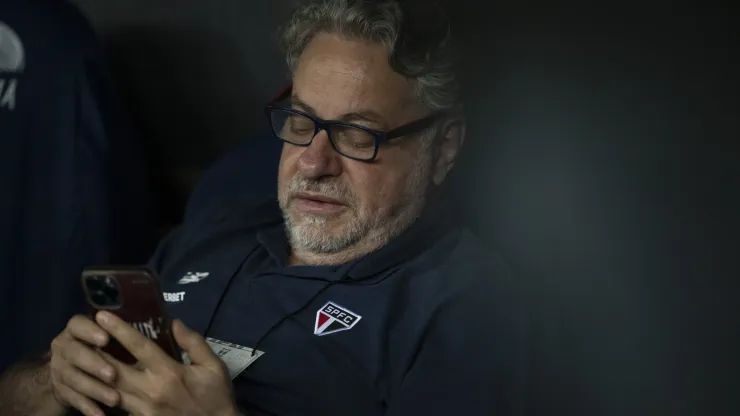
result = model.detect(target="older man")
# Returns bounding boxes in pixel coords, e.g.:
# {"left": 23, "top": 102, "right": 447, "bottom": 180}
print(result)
{"left": 0, "top": 1, "right": 528, "bottom": 415}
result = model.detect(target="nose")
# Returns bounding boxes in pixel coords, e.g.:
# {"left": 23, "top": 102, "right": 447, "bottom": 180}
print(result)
{"left": 297, "top": 129, "right": 342, "bottom": 179}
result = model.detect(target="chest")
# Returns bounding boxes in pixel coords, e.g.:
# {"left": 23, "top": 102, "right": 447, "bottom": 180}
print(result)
{"left": 161, "top": 262, "right": 425, "bottom": 416}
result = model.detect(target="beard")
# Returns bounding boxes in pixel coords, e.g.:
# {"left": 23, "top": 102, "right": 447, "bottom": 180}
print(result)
{"left": 278, "top": 148, "right": 433, "bottom": 256}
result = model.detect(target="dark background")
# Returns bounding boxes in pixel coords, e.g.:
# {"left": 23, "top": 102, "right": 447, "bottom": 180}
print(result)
{"left": 70, "top": 0, "right": 739, "bottom": 415}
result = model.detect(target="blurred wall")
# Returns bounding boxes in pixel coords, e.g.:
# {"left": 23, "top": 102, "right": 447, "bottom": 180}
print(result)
{"left": 453, "top": 7, "right": 739, "bottom": 415}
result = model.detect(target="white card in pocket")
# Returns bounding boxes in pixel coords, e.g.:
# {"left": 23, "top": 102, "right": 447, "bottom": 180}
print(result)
{"left": 181, "top": 337, "right": 264, "bottom": 380}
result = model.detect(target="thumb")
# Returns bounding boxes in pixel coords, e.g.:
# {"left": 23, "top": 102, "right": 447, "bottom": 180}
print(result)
{"left": 173, "top": 319, "right": 217, "bottom": 367}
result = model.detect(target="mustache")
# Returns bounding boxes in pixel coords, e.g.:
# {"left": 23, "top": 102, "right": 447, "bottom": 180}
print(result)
{"left": 287, "top": 176, "right": 357, "bottom": 208}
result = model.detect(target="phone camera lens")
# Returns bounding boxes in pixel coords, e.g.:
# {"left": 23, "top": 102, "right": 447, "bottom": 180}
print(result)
{"left": 86, "top": 277, "right": 102, "bottom": 291}
{"left": 104, "top": 275, "right": 117, "bottom": 287}
{"left": 86, "top": 275, "right": 121, "bottom": 307}
{"left": 91, "top": 292, "right": 108, "bottom": 306}
{"left": 103, "top": 286, "right": 120, "bottom": 302}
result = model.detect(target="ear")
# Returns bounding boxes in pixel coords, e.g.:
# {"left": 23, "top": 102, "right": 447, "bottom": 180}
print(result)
{"left": 432, "top": 116, "right": 466, "bottom": 186}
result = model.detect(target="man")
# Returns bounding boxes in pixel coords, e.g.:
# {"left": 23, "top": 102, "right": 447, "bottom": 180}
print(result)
{"left": 0, "top": 0, "right": 528, "bottom": 415}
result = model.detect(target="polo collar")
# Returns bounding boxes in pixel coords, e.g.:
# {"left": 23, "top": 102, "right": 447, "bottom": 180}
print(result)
{"left": 256, "top": 197, "right": 457, "bottom": 280}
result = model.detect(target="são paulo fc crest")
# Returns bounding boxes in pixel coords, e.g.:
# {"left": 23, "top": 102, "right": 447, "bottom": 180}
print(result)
{"left": 314, "top": 302, "right": 362, "bottom": 336}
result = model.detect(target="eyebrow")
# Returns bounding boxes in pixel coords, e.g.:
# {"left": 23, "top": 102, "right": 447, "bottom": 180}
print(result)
{"left": 290, "top": 95, "right": 387, "bottom": 127}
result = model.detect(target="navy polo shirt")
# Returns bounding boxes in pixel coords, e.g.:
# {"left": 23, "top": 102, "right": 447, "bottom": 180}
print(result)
{"left": 151, "top": 197, "right": 529, "bottom": 415}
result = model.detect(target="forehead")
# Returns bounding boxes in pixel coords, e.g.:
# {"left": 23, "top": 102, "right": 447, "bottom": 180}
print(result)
{"left": 291, "top": 33, "right": 420, "bottom": 120}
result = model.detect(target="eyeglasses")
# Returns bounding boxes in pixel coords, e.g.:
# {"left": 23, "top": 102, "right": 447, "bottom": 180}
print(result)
{"left": 264, "top": 86, "right": 447, "bottom": 161}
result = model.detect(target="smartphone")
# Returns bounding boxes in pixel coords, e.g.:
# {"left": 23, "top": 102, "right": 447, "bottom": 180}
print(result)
{"left": 81, "top": 266, "right": 182, "bottom": 365}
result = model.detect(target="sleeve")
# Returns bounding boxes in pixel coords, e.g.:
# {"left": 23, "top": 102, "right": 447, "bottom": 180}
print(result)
{"left": 184, "top": 136, "right": 281, "bottom": 223}
{"left": 385, "top": 274, "right": 531, "bottom": 415}
{"left": 146, "top": 198, "right": 265, "bottom": 274}
{"left": 13, "top": 34, "right": 156, "bottom": 366}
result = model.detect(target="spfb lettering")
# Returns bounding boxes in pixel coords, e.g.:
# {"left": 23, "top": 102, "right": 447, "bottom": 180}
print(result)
{"left": 323, "top": 304, "right": 358, "bottom": 324}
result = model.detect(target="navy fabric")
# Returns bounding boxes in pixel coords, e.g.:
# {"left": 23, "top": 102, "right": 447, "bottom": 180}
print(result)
{"left": 184, "top": 134, "right": 283, "bottom": 222}
{"left": 0, "top": 0, "right": 155, "bottom": 373}
{"left": 150, "top": 197, "right": 529, "bottom": 415}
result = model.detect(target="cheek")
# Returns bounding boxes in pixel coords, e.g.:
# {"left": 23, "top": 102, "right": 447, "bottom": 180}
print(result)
{"left": 278, "top": 145, "right": 300, "bottom": 190}
{"left": 348, "top": 155, "right": 416, "bottom": 210}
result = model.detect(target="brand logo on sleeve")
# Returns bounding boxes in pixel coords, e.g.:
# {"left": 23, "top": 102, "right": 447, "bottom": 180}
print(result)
{"left": 314, "top": 302, "right": 362, "bottom": 336}
{"left": 178, "top": 271, "right": 210, "bottom": 284}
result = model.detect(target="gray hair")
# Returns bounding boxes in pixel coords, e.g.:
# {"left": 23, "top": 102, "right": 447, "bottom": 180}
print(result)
{"left": 280, "top": 0, "right": 460, "bottom": 113}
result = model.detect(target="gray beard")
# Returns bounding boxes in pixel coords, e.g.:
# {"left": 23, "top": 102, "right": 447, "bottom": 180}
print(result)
{"left": 279, "top": 149, "right": 433, "bottom": 257}
{"left": 282, "top": 209, "right": 370, "bottom": 254}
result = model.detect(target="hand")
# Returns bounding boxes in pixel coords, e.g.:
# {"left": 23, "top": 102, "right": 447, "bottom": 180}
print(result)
{"left": 49, "top": 315, "right": 121, "bottom": 416}
{"left": 95, "top": 311, "right": 238, "bottom": 416}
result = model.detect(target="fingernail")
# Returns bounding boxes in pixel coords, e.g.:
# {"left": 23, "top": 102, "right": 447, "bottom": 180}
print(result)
{"left": 105, "top": 391, "right": 119, "bottom": 406}
{"left": 96, "top": 311, "right": 110, "bottom": 324}
{"left": 95, "top": 333, "right": 107, "bottom": 345}
{"left": 176, "top": 319, "right": 190, "bottom": 331}
{"left": 100, "top": 366, "right": 114, "bottom": 379}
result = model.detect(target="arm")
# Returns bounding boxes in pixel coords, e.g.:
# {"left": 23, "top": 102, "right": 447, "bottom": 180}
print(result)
{"left": 0, "top": 355, "right": 66, "bottom": 416}
{"left": 1, "top": 316, "right": 127, "bottom": 416}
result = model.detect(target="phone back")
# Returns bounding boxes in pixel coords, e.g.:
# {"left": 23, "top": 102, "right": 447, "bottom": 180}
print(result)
{"left": 82, "top": 267, "right": 181, "bottom": 365}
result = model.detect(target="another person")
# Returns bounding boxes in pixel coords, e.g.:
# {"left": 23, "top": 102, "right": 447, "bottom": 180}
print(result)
{"left": 0, "top": 1, "right": 528, "bottom": 415}
{"left": 0, "top": 0, "right": 155, "bottom": 374}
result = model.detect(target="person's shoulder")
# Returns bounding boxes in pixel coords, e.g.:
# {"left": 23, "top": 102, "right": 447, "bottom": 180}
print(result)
{"left": 431, "top": 228, "right": 520, "bottom": 295}
{"left": 184, "top": 196, "right": 282, "bottom": 230}
{"left": 401, "top": 227, "right": 527, "bottom": 325}
{"left": 447, "top": 229, "right": 508, "bottom": 268}
{"left": 418, "top": 227, "right": 529, "bottom": 333}
{"left": 148, "top": 196, "right": 282, "bottom": 273}
{"left": 390, "top": 229, "right": 530, "bottom": 414}
{"left": 174, "top": 196, "right": 282, "bottom": 249}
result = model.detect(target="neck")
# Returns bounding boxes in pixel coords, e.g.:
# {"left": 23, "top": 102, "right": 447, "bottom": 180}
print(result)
{"left": 288, "top": 236, "right": 383, "bottom": 266}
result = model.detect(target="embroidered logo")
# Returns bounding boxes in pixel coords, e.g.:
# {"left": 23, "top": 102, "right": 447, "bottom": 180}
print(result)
{"left": 178, "top": 271, "right": 210, "bottom": 284}
{"left": 314, "top": 302, "right": 362, "bottom": 336}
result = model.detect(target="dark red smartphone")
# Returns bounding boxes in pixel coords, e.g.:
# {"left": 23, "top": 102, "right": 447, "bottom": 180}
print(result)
{"left": 81, "top": 266, "right": 182, "bottom": 365}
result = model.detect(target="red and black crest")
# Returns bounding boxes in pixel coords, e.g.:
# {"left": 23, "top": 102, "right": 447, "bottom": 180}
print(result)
{"left": 314, "top": 302, "right": 362, "bottom": 336}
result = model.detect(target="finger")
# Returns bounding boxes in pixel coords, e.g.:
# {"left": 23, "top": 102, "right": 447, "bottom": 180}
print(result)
{"left": 54, "top": 361, "right": 119, "bottom": 409}
{"left": 55, "top": 359, "right": 120, "bottom": 407}
{"left": 95, "top": 311, "right": 173, "bottom": 370}
{"left": 116, "top": 389, "right": 152, "bottom": 416}
{"left": 173, "top": 320, "right": 217, "bottom": 368}
{"left": 66, "top": 315, "right": 110, "bottom": 347}
{"left": 99, "top": 351, "right": 146, "bottom": 395}
{"left": 55, "top": 383, "right": 107, "bottom": 416}
{"left": 60, "top": 338, "right": 116, "bottom": 383}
